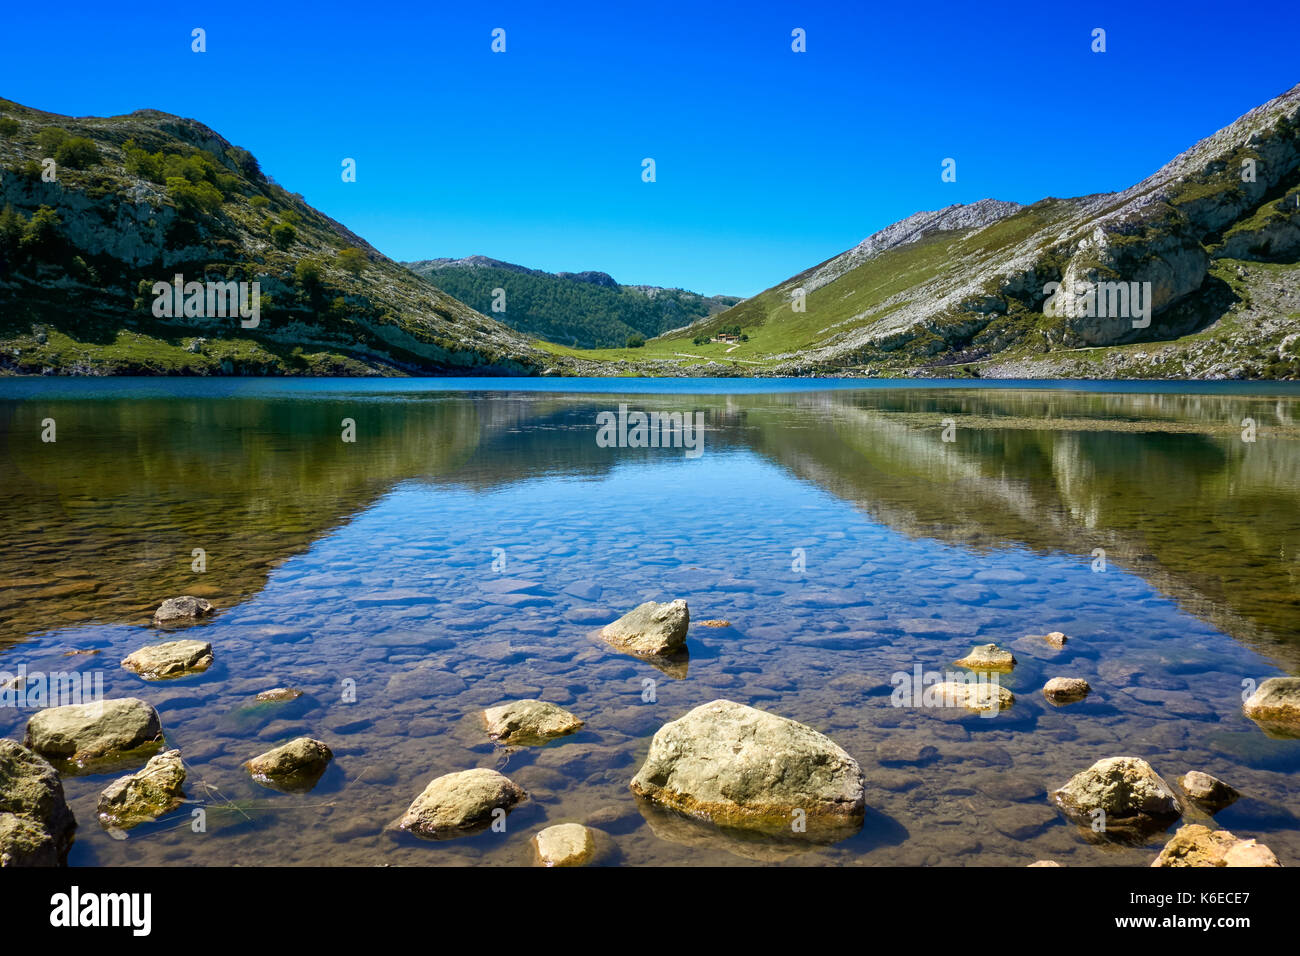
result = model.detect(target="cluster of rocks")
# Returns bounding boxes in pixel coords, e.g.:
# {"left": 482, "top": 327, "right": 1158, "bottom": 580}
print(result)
{"left": 5, "top": 589, "right": 1295, "bottom": 869}
{"left": 953, "top": 628, "right": 1285, "bottom": 866}
{"left": 944, "top": 638, "right": 1090, "bottom": 711}
{"left": 393, "top": 700, "right": 595, "bottom": 856}
{"left": 385, "top": 601, "right": 870, "bottom": 863}
{"left": 1045, "top": 756, "right": 1278, "bottom": 865}
{"left": 2, "top": 596, "right": 342, "bottom": 866}
{"left": 1152, "top": 825, "right": 1280, "bottom": 867}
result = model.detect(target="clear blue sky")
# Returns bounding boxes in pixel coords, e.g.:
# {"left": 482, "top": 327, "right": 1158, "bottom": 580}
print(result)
{"left": 4, "top": 1, "right": 1298, "bottom": 296}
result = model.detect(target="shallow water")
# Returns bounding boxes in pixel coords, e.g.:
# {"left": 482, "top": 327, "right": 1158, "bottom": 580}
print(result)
{"left": 2, "top": 378, "right": 1299, "bottom": 866}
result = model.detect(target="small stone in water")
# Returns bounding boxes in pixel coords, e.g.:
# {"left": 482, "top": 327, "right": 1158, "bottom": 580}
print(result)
{"left": 153, "top": 596, "right": 214, "bottom": 626}
{"left": 256, "top": 688, "right": 303, "bottom": 703}
{"left": 533, "top": 823, "right": 597, "bottom": 866}
{"left": 954, "top": 643, "right": 1016, "bottom": 672}
{"left": 1178, "top": 771, "right": 1240, "bottom": 814}
{"left": 1043, "top": 677, "right": 1091, "bottom": 704}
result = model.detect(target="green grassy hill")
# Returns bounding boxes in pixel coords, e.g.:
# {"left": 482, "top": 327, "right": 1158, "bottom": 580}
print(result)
{"left": 552, "top": 84, "right": 1300, "bottom": 379}
{"left": 0, "top": 99, "right": 547, "bottom": 376}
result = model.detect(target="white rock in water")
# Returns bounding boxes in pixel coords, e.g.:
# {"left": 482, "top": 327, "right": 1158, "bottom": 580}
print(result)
{"left": 629, "top": 699, "right": 864, "bottom": 830}
{"left": 1178, "top": 771, "right": 1240, "bottom": 813}
{"left": 601, "top": 600, "right": 689, "bottom": 656}
{"left": 930, "top": 680, "right": 1015, "bottom": 713}
{"left": 1043, "top": 677, "right": 1091, "bottom": 704}
{"left": 121, "top": 640, "right": 212, "bottom": 680}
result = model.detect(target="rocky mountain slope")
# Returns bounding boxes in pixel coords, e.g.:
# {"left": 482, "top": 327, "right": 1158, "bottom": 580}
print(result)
{"left": 404, "top": 255, "right": 739, "bottom": 349}
{"left": 4, "top": 84, "right": 1299, "bottom": 379}
{"left": 0, "top": 98, "right": 549, "bottom": 375}
{"left": 573, "top": 83, "right": 1300, "bottom": 379}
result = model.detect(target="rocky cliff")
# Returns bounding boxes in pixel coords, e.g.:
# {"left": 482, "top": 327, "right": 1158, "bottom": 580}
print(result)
{"left": 639, "top": 83, "right": 1300, "bottom": 379}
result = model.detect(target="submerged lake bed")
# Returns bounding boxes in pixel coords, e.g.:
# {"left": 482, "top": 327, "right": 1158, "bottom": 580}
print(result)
{"left": 2, "top": 377, "right": 1299, "bottom": 866}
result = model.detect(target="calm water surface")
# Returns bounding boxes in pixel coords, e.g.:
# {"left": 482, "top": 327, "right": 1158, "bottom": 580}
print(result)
{"left": 2, "top": 378, "right": 1299, "bottom": 866}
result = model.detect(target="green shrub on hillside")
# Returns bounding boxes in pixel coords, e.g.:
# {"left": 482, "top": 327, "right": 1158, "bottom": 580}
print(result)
{"left": 415, "top": 263, "right": 739, "bottom": 348}
{"left": 335, "top": 247, "right": 366, "bottom": 276}
{"left": 18, "top": 205, "right": 62, "bottom": 255}
{"left": 36, "top": 127, "right": 68, "bottom": 155}
{"left": 0, "top": 205, "right": 27, "bottom": 257}
{"left": 166, "top": 176, "right": 223, "bottom": 215}
{"left": 54, "top": 136, "right": 100, "bottom": 169}
{"left": 0, "top": 116, "right": 18, "bottom": 137}
{"left": 123, "top": 140, "right": 165, "bottom": 181}
{"left": 270, "top": 222, "right": 296, "bottom": 249}
{"left": 294, "top": 257, "right": 323, "bottom": 291}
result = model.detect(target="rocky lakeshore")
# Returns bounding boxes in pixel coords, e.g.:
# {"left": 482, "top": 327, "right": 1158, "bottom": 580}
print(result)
{"left": 3, "top": 591, "right": 1296, "bottom": 868}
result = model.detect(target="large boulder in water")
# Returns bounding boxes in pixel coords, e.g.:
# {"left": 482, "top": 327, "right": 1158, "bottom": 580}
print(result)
{"left": 1051, "top": 756, "right": 1182, "bottom": 839}
{"left": 602, "top": 600, "right": 689, "bottom": 657}
{"left": 0, "top": 739, "right": 76, "bottom": 866}
{"left": 25, "top": 698, "right": 163, "bottom": 770}
{"left": 629, "top": 700, "right": 865, "bottom": 833}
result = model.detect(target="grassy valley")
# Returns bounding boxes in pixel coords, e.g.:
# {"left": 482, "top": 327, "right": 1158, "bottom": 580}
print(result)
{"left": 404, "top": 255, "right": 739, "bottom": 349}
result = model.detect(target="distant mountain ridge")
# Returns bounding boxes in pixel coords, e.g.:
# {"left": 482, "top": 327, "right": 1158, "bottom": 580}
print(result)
{"left": 404, "top": 256, "right": 740, "bottom": 348}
